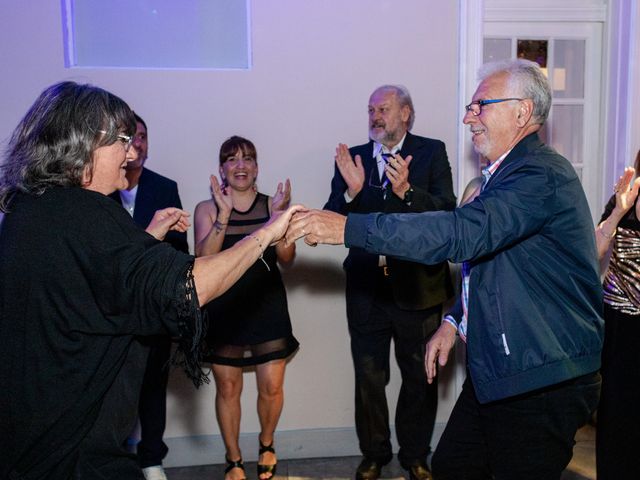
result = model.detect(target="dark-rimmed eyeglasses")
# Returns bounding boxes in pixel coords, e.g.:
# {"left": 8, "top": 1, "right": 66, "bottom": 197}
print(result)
{"left": 465, "top": 98, "right": 525, "bottom": 116}
{"left": 97, "top": 130, "right": 134, "bottom": 151}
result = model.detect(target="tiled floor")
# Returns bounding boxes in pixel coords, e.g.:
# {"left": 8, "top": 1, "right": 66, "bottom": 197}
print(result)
{"left": 166, "top": 425, "right": 596, "bottom": 480}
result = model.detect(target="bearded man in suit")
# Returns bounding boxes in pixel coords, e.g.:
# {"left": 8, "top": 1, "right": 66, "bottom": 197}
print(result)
{"left": 324, "top": 85, "right": 456, "bottom": 480}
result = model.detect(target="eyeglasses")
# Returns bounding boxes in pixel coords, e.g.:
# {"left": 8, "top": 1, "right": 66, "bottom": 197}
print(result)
{"left": 465, "top": 98, "right": 525, "bottom": 116}
{"left": 116, "top": 134, "right": 133, "bottom": 151}
{"left": 97, "top": 130, "right": 134, "bottom": 151}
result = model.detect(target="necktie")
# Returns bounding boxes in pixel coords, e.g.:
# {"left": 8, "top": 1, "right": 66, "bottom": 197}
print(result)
{"left": 380, "top": 152, "right": 393, "bottom": 189}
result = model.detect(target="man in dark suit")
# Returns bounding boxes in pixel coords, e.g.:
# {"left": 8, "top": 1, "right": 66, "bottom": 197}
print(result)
{"left": 110, "top": 113, "right": 188, "bottom": 480}
{"left": 324, "top": 85, "right": 456, "bottom": 480}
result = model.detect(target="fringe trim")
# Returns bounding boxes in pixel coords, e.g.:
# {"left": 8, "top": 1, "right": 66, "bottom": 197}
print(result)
{"left": 170, "top": 262, "right": 210, "bottom": 387}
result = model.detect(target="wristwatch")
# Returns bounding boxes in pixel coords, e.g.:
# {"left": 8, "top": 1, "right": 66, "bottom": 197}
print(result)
{"left": 403, "top": 186, "right": 414, "bottom": 205}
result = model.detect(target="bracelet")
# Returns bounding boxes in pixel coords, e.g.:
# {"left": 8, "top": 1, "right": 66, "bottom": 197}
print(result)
{"left": 247, "top": 234, "right": 270, "bottom": 271}
{"left": 598, "top": 226, "right": 617, "bottom": 240}
{"left": 213, "top": 219, "right": 227, "bottom": 234}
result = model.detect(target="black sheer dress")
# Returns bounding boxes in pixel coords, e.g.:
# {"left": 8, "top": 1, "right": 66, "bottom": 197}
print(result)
{"left": 203, "top": 193, "right": 299, "bottom": 366}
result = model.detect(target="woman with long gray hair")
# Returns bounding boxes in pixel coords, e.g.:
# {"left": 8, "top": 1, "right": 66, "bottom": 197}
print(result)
{"left": 0, "top": 81, "right": 299, "bottom": 479}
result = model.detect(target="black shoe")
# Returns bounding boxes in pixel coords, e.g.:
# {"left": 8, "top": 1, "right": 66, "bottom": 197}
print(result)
{"left": 355, "top": 457, "right": 390, "bottom": 480}
{"left": 257, "top": 440, "right": 277, "bottom": 479}
{"left": 405, "top": 462, "right": 433, "bottom": 480}
{"left": 224, "top": 456, "right": 246, "bottom": 480}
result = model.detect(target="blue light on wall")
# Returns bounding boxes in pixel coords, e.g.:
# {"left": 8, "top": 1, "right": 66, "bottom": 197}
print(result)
{"left": 61, "top": 0, "right": 251, "bottom": 70}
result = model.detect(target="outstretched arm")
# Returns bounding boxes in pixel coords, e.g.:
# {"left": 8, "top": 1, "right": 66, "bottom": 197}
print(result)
{"left": 194, "top": 204, "right": 304, "bottom": 306}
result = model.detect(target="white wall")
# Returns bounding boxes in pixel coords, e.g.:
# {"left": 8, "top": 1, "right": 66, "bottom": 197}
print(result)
{"left": 630, "top": 0, "right": 640, "bottom": 158}
{"left": 0, "top": 0, "right": 461, "bottom": 466}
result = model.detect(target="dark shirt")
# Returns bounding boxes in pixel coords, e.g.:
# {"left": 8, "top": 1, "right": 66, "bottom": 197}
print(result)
{"left": 0, "top": 187, "right": 202, "bottom": 479}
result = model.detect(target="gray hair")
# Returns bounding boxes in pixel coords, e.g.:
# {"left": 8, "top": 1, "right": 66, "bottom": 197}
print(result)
{"left": 374, "top": 84, "right": 416, "bottom": 131}
{"left": 0, "top": 81, "right": 136, "bottom": 212}
{"left": 478, "top": 59, "right": 552, "bottom": 125}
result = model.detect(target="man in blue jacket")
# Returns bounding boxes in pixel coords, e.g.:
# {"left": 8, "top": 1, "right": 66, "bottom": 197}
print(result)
{"left": 286, "top": 59, "right": 603, "bottom": 479}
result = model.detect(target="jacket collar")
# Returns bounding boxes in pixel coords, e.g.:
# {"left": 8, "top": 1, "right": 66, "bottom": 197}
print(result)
{"left": 484, "top": 132, "right": 543, "bottom": 188}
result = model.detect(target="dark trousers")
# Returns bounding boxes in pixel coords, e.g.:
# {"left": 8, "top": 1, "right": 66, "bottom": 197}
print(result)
{"left": 596, "top": 304, "right": 640, "bottom": 479}
{"left": 432, "top": 372, "right": 601, "bottom": 480}
{"left": 348, "top": 273, "right": 440, "bottom": 467}
{"left": 136, "top": 336, "right": 171, "bottom": 468}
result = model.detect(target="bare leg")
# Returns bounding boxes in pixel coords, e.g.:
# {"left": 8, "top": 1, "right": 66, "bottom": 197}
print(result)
{"left": 212, "top": 364, "right": 245, "bottom": 480}
{"left": 256, "top": 359, "right": 286, "bottom": 479}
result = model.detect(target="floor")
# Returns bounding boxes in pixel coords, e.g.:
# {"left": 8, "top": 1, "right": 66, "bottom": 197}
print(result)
{"left": 166, "top": 425, "right": 596, "bottom": 480}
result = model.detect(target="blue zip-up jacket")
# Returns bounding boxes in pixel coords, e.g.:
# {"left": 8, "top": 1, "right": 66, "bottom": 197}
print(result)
{"left": 345, "top": 133, "right": 604, "bottom": 403}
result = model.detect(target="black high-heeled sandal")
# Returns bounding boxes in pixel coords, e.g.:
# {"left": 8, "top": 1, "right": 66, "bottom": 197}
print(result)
{"left": 257, "top": 440, "right": 277, "bottom": 479}
{"left": 224, "top": 456, "right": 246, "bottom": 480}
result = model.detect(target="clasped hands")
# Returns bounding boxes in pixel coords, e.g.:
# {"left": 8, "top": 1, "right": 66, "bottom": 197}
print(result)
{"left": 284, "top": 208, "right": 347, "bottom": 247}
{"left": 258, "top": 205, "right": 347, "bottom": 248}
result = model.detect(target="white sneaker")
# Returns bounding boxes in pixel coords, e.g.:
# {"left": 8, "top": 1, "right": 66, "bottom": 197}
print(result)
{"left": 142, "top": 465, "right": 168, "bottom": 480}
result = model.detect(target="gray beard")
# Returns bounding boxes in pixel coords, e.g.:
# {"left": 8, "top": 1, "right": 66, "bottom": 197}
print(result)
{"left": 370, "top": 129, "right": 400, "bottom": 146}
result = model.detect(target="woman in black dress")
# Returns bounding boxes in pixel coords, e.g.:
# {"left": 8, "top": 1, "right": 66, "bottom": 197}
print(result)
{"left": 595, "top": 152, "right": 640, "bottom": 479}
{"left": 194, "top": 136, "right": 298, "bottom": 480}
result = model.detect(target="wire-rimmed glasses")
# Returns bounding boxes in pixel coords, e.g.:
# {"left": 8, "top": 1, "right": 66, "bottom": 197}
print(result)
{"left": 97, "top": 130, "right": 134, "bottom": 151}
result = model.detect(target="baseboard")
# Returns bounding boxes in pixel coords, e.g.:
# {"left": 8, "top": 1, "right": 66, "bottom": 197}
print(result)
{"left": 164, "top": 423, "right": 446, "bottom": 468}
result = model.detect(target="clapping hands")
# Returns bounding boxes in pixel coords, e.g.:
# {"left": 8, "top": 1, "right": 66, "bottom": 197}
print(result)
{"left": 272, "top": 179, "right": 292, "bottom": 211}
{"left": 210, "top": 175, "right": 232, "bottom": 221}
{"left": 613, "top": 166, "right": 640, "bottom": 218}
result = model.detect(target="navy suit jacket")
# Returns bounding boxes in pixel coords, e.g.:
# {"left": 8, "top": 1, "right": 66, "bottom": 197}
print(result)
{"left": 109, "top": 167, "right": 188, "bottom": 254}
{"left": 324, "top": 132, "right": 456, "bottom": 317}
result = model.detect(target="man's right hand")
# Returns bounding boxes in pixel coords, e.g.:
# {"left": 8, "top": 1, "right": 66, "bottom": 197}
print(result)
{"left": 335, "top": 143, "right": 365, "bottom": 198}
{"left": 285, "top": 209, "right": 347, "bottom": 247}
{"left": 425, "top": 322, "right": 457, "bottom": 384}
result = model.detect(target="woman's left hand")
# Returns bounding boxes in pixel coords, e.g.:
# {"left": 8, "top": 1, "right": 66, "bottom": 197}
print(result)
{"left": 145, "top": 208, "right": 191, "bottom": 241}
{"left": 272, "top": 179, "right": 291, "bottom": 211}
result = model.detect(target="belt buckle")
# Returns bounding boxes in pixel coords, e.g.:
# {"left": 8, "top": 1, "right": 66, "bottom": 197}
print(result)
{"left": 382, "top": 266, "right": 389, "bottom": 276}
